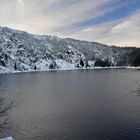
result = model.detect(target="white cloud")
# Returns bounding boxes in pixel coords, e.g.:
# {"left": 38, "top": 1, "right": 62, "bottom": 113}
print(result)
{"left": 0, "top": 0, "right": 110, "bottom": 33}
{"left": 16, "top": 0, "right": 25, "bottom": 15}
{"left": 62, "top": 9, "right": 140, "bottom": 47}
{"left": 0, "top": 0, "right": 140, "bottom": 47}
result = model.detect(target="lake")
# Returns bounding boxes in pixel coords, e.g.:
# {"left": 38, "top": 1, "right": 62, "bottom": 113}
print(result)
{"left": 0, "top": 69, "right": 140, "bottom": 140}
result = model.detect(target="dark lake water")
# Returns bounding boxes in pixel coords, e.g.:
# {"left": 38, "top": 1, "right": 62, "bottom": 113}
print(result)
{"left": 1, "top": 69, "right": 140, "bottom": 140}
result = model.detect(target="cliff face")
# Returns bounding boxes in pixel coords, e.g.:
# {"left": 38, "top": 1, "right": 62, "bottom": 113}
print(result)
{"left": 0, "top": 27, "right": 139, "bottom": 73}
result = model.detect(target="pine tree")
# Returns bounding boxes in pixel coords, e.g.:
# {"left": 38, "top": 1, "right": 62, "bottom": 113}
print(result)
{"left": 34, "top": 65, "right": 37, "bottom": 70}
{"left": 80, "top": 58, "right": 84, "bottom": 67}
{"left": 14, "top": 62, "right": 17, "bottom": 70}
{"left": 86, "top": 59, "right": 89, "bottom": 68}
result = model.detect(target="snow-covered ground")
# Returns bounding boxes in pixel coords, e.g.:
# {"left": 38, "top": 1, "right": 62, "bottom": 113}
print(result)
{"left": 0, "top": 64, "right": 139, "bottom": 75}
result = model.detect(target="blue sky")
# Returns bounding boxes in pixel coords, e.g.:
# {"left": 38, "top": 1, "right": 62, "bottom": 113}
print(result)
{"left": 78, "top": 0, "right": 140, "bottom": 27}
{"left": 0, "top": 0, "right": 140, "bottom": 46}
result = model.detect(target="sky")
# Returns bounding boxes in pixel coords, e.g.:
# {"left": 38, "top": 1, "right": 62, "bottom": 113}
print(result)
{"left": 0, "top": 0, "right": 140, "bottom": 47}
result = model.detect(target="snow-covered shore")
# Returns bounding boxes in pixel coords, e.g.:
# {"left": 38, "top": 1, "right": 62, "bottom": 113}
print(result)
{"left": 0, "top": 65, "right": 139, "bottom": 75}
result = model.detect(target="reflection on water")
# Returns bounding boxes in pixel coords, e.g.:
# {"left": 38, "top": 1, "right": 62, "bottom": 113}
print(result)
{"left": 129, "top": 81, "right": 140, "bottom": 96}
{"left": 0, "top": 83, "right": 17, "bottom": 131}
{"left": 0, "top": 69, "right": 140, "bottom": 140}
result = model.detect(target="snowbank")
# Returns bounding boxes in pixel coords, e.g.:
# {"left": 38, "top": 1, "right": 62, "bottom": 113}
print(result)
{"left": 0, "top": 65, "right": 139, "bottom": 75}
{"left": 0, "top": 137, "right": 14, "bottom": 140}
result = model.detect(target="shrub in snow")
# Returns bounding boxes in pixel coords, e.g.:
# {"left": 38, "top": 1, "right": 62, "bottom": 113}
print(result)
{"left": 3, "top": 53, "right": 8, "bottom": 61}
{"left": 49, "top": 63, "right": 54, "bottom": 69}
{"left": 94, "top": 59, "right": 112, "bottom": 67}
{"left": 34, "top": 65, "right": 37, "bottom": 70}
{"left": 131, "top": 50, "right": 140, "bottom": 67}
{"left": 0, "top": 60, "right": 6, "bottom": 67}
{"left": 85, "top": 59, "right": 90, "bottom": 68}
{"left": 14, "top": 63, "right": 17, "bottom": 70}
{"left": 57, "top": 53, "right": 63, "bottom": 59}
{"left": 75, "top": 64, "right": 80, "bottom": 68}
{"left": 49, "top": 61, "right": 58, "bottom": 69}
{"left": 79, "top": 58, "right": 84, "bottom": 67}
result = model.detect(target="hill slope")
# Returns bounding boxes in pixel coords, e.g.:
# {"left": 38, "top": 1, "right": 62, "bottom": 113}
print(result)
{"left": 0, "top": 27, "right": 139, "bottom": 73}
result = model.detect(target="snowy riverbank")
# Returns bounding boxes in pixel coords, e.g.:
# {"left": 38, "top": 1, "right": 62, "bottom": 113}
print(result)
{"left": 0, "top": 65, "right": 139, "bottom": 75}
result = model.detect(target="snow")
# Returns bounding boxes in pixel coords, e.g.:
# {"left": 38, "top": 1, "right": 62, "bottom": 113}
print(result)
{"left": 88, "top": 61, "right": 95, "bottom": 67}
{"left": 0, "top": 66, "right": 15, "bottom": 74}
{"left": 56, "top": 59, "right": 75, "bottom": 70}
{"left": 0, "top": 137, "right": 14, "bottom": 140}
{"left": 0, "top": 26, "right": 139, "bottom": 74}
